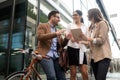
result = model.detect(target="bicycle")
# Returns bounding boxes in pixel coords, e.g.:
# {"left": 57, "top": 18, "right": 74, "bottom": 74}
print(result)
{"left": 5, "top": 48, "right": 49, "bottom": 80}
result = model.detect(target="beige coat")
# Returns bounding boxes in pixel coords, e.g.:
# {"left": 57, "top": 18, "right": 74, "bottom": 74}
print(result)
{"left": 89, "top": 21, "right": 112, "bottom": 62}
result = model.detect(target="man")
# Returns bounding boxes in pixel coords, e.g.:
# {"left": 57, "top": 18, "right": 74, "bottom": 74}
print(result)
{"left": 36, "top": 11, "right": 66, "bottom": 80}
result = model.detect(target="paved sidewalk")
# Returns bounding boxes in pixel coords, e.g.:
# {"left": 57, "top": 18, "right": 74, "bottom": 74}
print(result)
{"left": 1, "top": 72, "right": 120, "bottom": 80}
{"left": 66, "top": 72, "right": 120, "bottom": 80}
{"left": 39, "top": 72, "right": 120, "bottom": 80}
{"left": 71, "top": 72, "right": 120, "bottom": 80}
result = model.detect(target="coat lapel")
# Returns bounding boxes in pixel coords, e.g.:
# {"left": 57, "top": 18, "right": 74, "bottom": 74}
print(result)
{"left": 93, "top": 24, "right": 99, "bottom": 38}
{"left": 47, "top": 23, "right": 51, "bottom": 33}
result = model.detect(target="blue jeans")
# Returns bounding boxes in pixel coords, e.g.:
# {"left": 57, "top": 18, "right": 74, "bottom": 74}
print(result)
{"left": 40, "top": 58, "right": 66, "bottom": 80}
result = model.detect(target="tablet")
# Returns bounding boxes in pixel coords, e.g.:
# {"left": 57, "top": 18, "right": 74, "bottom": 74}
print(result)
{"left": 71, "top": 28, "right": 88, "bottom": 41}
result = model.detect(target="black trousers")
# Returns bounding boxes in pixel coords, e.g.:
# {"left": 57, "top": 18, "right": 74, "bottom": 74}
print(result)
{"left": 91, "top": 58, "right": 111, "bottom": 80}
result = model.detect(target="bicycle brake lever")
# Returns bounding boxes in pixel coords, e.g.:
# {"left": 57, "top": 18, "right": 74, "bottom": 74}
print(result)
{"left": 31, "top": 52, "right": 37, "bottom": 59}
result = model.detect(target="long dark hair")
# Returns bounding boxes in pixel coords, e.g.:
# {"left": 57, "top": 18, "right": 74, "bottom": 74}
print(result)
{"left": 88, "top": 8, "right": 110, "bottom": 31}
{"left": 75, "top": 10, "right": 84, "bottom": 23}
{"left": 88, "top": 8, "right": 103, "bottom": 23}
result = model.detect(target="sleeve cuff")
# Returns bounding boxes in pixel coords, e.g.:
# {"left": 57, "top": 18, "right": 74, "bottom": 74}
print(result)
{"left": 93, "top": 38, "right": 97, "bottom": 44}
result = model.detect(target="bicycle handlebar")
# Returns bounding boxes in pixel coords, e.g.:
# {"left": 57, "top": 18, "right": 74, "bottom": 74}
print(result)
{"left": 19, "top": 48, "right": 50, "bottom": 60}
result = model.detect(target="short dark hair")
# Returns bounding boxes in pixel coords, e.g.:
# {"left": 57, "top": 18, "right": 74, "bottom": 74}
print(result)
{"left": 48, "top": 11, "right": 60, "bottom": 20}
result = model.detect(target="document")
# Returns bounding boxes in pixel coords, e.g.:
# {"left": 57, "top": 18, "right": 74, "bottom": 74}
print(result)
{"left": 71, "top": 28, "right": 88, "bottom": 41}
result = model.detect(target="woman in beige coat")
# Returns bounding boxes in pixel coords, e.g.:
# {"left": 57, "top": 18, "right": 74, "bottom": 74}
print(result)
{"left": 87, "top": 8, "right": 112, "bottom": 80}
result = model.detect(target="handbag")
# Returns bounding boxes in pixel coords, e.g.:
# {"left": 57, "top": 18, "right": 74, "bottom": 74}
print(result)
{"left": 59, "top": 49, "right": 69, "bottom": 72}
{"left": 58, "top": 37, "right": 69, "bottom": 71}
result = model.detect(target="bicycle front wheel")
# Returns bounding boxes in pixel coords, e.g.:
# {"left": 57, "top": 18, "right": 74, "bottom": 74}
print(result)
{"left": 6, "top": 71, "right": 32, "bottom": 80}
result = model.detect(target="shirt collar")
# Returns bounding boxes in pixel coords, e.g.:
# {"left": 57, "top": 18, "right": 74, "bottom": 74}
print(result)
{"left": 48, "top": 22, "right": 55, "bottom": 28}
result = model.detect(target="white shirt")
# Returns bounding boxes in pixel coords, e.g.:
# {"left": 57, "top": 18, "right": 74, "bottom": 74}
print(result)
{"left": 66, "top": 23, "right": 88, "bottom": 64}
{"left": 65, "top": 23, "right": 87, "bottom": 50}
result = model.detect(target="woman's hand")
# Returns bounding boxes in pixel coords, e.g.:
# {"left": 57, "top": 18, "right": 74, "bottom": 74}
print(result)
{"left": 66, "top": 33, "right": 72, "bottom": 39}
{"left": 79, "top": 41, "right": 89, "bottom": 45}
{"left": 87, "top": 37, "right": 93, "bottom": 42}
{"left": 71, "top": 36, "right": 76, "bottom": 42}
{"left": 66, "top": 33, "right": 76, "bottom": 42}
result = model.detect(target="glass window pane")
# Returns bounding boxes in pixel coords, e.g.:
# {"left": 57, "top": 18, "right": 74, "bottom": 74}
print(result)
{"left": 0, "top": 0, "right": 12, "bottom": 75}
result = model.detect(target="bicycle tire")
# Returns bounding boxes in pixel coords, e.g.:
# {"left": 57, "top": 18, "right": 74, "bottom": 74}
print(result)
{"left": 5, "top": 71, "right": 32, "bottom": 80}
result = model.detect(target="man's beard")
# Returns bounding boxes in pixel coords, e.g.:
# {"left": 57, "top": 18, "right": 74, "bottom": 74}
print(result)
{"left": 53, "top": 21, "right": 58, "bottom": 26}
{"left": 55, "top": 23, "right": 58, "bottom": 26}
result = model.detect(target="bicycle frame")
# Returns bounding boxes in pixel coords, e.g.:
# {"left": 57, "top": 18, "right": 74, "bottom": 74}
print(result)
{"left": 22, "top": 59, "right": 42, "bottom": 80}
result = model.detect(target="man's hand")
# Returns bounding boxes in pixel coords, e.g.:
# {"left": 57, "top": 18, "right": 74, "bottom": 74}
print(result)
{"left": 36, "top": 55, "right": 50, "bottom": 60}
{"left": 56, "top": 29, "right": 66, "bottom": 36}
